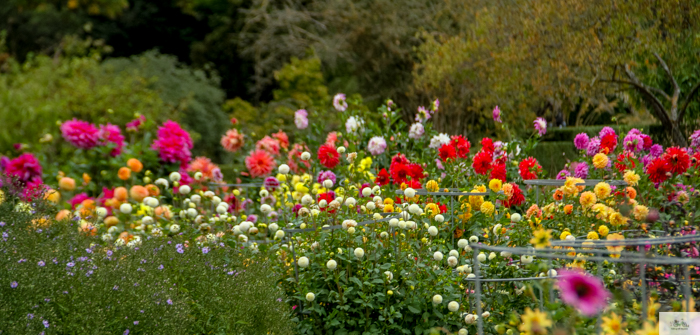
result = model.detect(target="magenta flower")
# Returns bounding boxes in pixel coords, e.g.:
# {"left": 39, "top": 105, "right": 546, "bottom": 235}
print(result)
{"left": 151, "top": 120, "right": 193, "bottom": 167}
{"left": 649, "top": 144, "right": 663, "bottom": 158}
{"left": 574, "top": 162, "right": 589, "bottom": 179}
{"left": 60, "top": 119, "right": 100, "bottom": 149}
{"left": 599, "top": 126, "right": 616, "bottom": 138}
{"left": 557, "top": 269, "right": 610, "bottom": 316}
{"left": 432, "top": 99, "right": 440, "bottom": 112}
{"left": 533, "top": 117, "right": 547, "bottom": 137}
{"left": 556, "top": 169, "right": 571, "bottom": 180}
{"left": 493, "top": 106, "right": 502, "bottom": 123}
{"left": 5, "top": 153, "right": 42, "bottom": 183}
{"left": 99, "top": 124, "right": 125, "bottom": 156}
{"left": 333, "top": 93, "right": 348, "bottom": 112}
{"left": 573, "top": 133, "right": 589, "bottom": 150}
{"left": 690, "top": 129, "right": 700, "bottom": 149}
{"left": 316, "top": 170, "right": 337, "bottom": 185}
{"left": 264, "top": 176, "right": 280, "bottom": 191}
{"left": 586, "top": 137, "right": 601, "bottom": 157}
{"left": 295, "top": 109, "right": 309, "bottom": 129}
{"left": 126, "top": 115, "right": 146, "bottom": 132}
{"left": 415, "top": 106, "right": 432, "bottom": 123}
{"left": 623, "top": 133, "right": 643, "bottom": 153}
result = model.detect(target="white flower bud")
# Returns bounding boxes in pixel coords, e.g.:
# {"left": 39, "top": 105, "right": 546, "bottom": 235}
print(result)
{"left": 488, "top": 252, "right": 496, "bottom": 260}
{"left": 187, "top": 208, "right": 197, "bottom": 218}
{"left": 170, "top": 224, "right": 180, "bottom": 233}
{"left": 384, "top": 271, "right": 393, "bottom": 281}
{"left": 449, "top": 250, "right": 459, "bottom": 258}
{"left": 458, "top": 328, "right": 468, "bottom": 335}
{"left": 373, "top": 196, "right": 382, "bottom": 203}
{"left": 432, "top": 294, "right": 443, "bottom": 304}
{"left": 367, "top": 202, "right": 376, "bottom": 211}
{"left": 448, "top": 256, "right": 458, "bottom": 267}
{"left": 327, "top": 259, "right": 337, "bottom": 270}
{"left": 435, "top": 214, "right": 444, "bottom": 222}
{"left": 141, "top": 216, "right": 154, "bottom": 225}
{"left": 362, "top": 187, "right": 372, "bottom": 197}
{"left": 120, "top": 203, "right": 132, "bottom": 214}
{"left": 96, "top": 207, "right": 107, "bottom": 217}
{"left": 323, "top": 179, "right": 333, "bottom": 188}
{"left": 389, "top": 218, "right": 399, "bottom": 227}
{"left": 212, "top": 196, "right": 221, "bottom": 206}
{"left": 337, "top": 146, "right": 346, "bottom": 153}
{"left": 279, "top": 164, "right": 290, "bottom": 174}
{"left": 428, "top": 226, "right": 438, "bottom": 236}
{"left": 298, "top": 256, "right": 309, "bottom": 268}
{"left": 510, "top": 213, "right": 522, "bottom": 223}
{"left": 169, "top": 172, "right": 181, "bottom": 182}
{"left": 500, "top": 251, "right": 512, "bottom": 258}
{"left": 301, "top": 152, "right": 311, "bottom": 160}
{"left": 404, "top": 188, "right": 416, "bottom": 198}
{"left": 469, "top": 236, "right": 479, "bottom": 243}
{"left": 275, "top": 230, "right": 285, "bottom": 239}
{"left": 521, "top": 255, "right": 534, "bottom": 264}
{"left": 306, "top": 292, "right": 315, "bottom": 302}
{"left": 155, "top": 178, "right": 169, "bottom": 188}
{"left": 345, "top": 197, "right": 356, "bottom": 207}
{"left": 190, "top": 194, "right": 201, "bottom": 204}
{"left": 448, "top": 301, "right": 459, "bottom": 312}
{"left": 477, "top": 253, "right": 487, "bottom": 262}
{"left": 354, "top": 247, "right": 365, "bottom": 258}
{"left": 433, "top": 251, "right": 443, "bottom": 261}
{"left": 178, "top": 185, "right": 191, "bottom": 195}
{"left": 458, "top": 239, "right": 468, "bottom": 248}
{"left": 261, "top": 204, "right": 272, "bottom": 214}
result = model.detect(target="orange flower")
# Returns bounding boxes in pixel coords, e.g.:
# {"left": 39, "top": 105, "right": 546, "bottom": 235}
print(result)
{"left": 625, "top": 187, "right": 637, "bottom": 199}
{"left": 59, "top": 177, "right": 76, "bottom": 191}
{"left": 155, "top": 206, "right": 173, "bottom": 219}
{"left": 82, "top": 173, "right": 91, "bottom": 184}
{"left": 127, "top": 158, "right": 143, "bottom": 173}
{"left": 79, "top": 199, "right": 96, "bottom": 217}
{"left": 114, "top": 187, "right": 128, "bottom": 201}
{"left": 43, "top": 189, "right": 61, "bottom": 203}
{"left": 118, "top": 167, "right": 131, "bottom": 180}
{"left": 553, "top": 189, "right": 563, "bottom": 201}
{"left": 564, "top": 204, "right": 573, "bottom": 215}
{"left": 130, "top": 185, "right": 149, "bottom": 202}
{"left": 56, "top": 209, "right": 71, "bottom": 221}
{"left": 104, "top": 216, "right": 120, "bottom": 227}
{"left": 145, "top": 184, "right": 160, "bottom": 196}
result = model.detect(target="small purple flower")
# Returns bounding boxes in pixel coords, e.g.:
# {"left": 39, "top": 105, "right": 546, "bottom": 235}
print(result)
{"left": 533, "top": 117, "right": 547, "bottom": 137}
{"left": 134, "top": 321, "right": 139, "bottom": 325}
{"left": 43, "top": 320, "right": 49, "bottom": 328}
{"left": 10, "top": 281, "right": 17, "bottom": 288}
{"left": 586, "top": 137, "right": 601, "bottom": 157}
{"left": 574, "top": 162, "right": 590, "bottom": 179}
{"left": 38, "top": 261, "right": 45, "bottom": 267}
{"left": 202, "top": 247, "right": 210, "bottom": 254}
{"left": 106, "top": 250, "right": 113, "bottom": 257}
{"left": 167, "top": 299, "right": 173, "bottom": 305}
{"left": 556, "top": 169, "right": 571, "bottom": 180}
{"left": 574, "top": 133, "right": 589, "bottom": 150}
{"left": 0, "top": 221, "right": 4, "bottom": 227}
{"left": 124, "top": 330, "right": 130, "bottom": 335}
{"left": 27, "top": 314, "right": 34, "bottom": 319}
{"left": 158, "top": 264, "right": 164, "bottom": 270}
{"left": 492, "top": 106, "right": 502, "bottom": 123}
{"left": 86, "top": 248, "right": 92, "bottom": 254}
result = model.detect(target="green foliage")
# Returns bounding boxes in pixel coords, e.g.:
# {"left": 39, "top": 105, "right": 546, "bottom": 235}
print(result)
{"left": 0, "top": 180, "right": 294, "bottom": 335}
{"left": 104, "top": 50, "right": 230, "bottom": 161}
{"left": 0, "top": 48, "right": 172, "bottom": 156}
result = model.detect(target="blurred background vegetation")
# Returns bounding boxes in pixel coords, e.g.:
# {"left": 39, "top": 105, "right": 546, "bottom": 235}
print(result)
{"left": 1, "top": 0, "right": 700, "bottom": 174}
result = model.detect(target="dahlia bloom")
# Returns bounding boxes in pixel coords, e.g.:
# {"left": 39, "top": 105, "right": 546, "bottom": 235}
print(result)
{"left": 438, "top": 144, "right": 457, "bottom": 162}
{"left": 429, "top": 133, "right": 451, "bottom": 149}
{"left": 188, "top": 157, "right": 221, "bottom": 181}
{"left": 333, "top": 93, "right": 348, "bottom": 112}
{"left": 556, "top": 169, "right": 571, "bottom": 180}
{"left": 663, "top": 147, "right": 690, "bottom": 175}
{"left": 690, "top": 130, "right": 700, "bottom": 149}
{"left": 600, "top": 134, "right": 618, "bottom": 153}
{"left": 472, "top": 150, "right": 492, "bottom": 175}
{"left": 325, "top": 132, "right": 339, "bottom": 147}
{"left": 5, "top": 153, "right": 42, "bottom": 183}
{"left": 533, "top": 117, "right": 547, "bottom": 137}
{"left": 126, "top": 115, "right": 146, "bottom": 132}
{"left": 492, "top": 106, "right": 502, "bottom": 123}
{"left": 151, "top": 120, "right": 193, "bottom": 166}
{"left": 586, "top": 137, "right": 601, "bottom": 157}
{"left": 256, "top": 136, "right": 281, "bottom": 156}
{"left": 295, "top": 109, "right": 309, "bottom": 129}
{"left": 409, "top": 123, "right": 424, "bottom": 139}
{"left": 345, "top": 116, "right": 364, "bottom": 134}
{"left": 60, "top": 119, "right": 100, "bottom": 149}
{"left": 245, "top": 150, "right": 275, "bottom": 178}
{"left": 272, "top": 130, "right": 289, "bottom": 149}
{"left": 574, "top": 162, "right": 589, "bottom": 179}
{"left": 649, "top": 144, "right": 663, "bottom": 158}
{"left": 317, "top": 170, "right": 337, "bottom": 186}
{"left": 99, "top": 123, "right": 125, "bottom": 156}
{"left": 415, "top": 106, "right": 432, "bottom": 123}
{"left": 599, "top": 126, "right": 616, "bottom": 138}
{"left": 367, "top": 137, "right": 387, "bottom": 156}
{"left": 518, "top": 157, "right": 541, "bottom": 180}
{"left": 317, "top": 144, "right": 340, "bottom": 168}
{"left": 432, "top": 99, "right": 439, "bottom": 112}
{"left": 623, "top": 133, "right": 643, "bottom": 152}
{"left": 221, "top": 129, "right": 245, "bottom": 153}
{"left": 573, "top": 133, "right": 589, "bottom": 150}
{"left": 646, "top": 158, "right": 669, "bottom": 184}
{"left": 557, "top": 269, "right": 611, "bottom": 316}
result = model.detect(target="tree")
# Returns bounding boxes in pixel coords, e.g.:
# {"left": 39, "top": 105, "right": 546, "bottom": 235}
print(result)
{"left": 412, "top": 0, "right": 700, "bottom": 144}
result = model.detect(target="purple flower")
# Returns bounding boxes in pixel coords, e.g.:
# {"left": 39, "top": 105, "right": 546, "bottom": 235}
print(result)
{"left": 167, "top": 299, "right": 173, "bottom": 305}
{"left": 574, "top": 162, "right": 589, "bottom": 179}
{"left": 294, "top": 109, "right": 309, "bottom": 129}
{"left": 43, "top": 320, "right": 49, "bottom": 328}
{"left": 557, "top": 269, "right": 611, "bottom": 316}
{"left": 556, "top": 169, "right": 571, "bottom": 180}
{"left": 158, "top": 264, "right": 164, "bottom": 270}
{"left": 533, "top": 117, "right": 547, "bottom": 137}
{"left": 10, "top": 281, "right": 17, "bottom": 288}
{"left": 649, "top": 144, "right": 663, "bottom": 157}
{"left": 586, "top": 137, "right": 601, "bottom": 157}
{"left": 124, "top": 330, "right": 130, "bottom": 335}
{"left": 38, "top": 261, "right": 45, "bottom": 267}
{"left": 134, "top": 321, "right": 139, "bottom": 325}
{"left": 627, "top": 128, "right": 641, "bottom": 136}
{"left": 573, "top": 133, "right": 589, "bottom": 150}
{"left": 67, "top": 262, "right": 75, "bottom": 268}
{"left": 333, "top": 94, "right": 348, "bottom": 112}
{"left": 599, "top": 126, "right": 616, "bottom": 138}
{"left": 415, "top": 106, "right": 432, "bottom": 123}
{"left": 623, "top": 133, "right": 643, "bottom": 152}
{"left": 27, "top": 314, "right": 34, "bottom": 319}
{"left": 247, "top": 214, "right": 258, "bottom": 223}
{"left": 264, "top": 176, "right": 280, "bottom": 191}
{"left": 317, "top": 170, "right": 337, "bottom": 185}
{"left": 690, "top": 129, "right": 700, "bottom": 149}
{"left": 202, "top": 247, "right": 210, "bottom": 254}
{"left": 106, "top": 250, "right": 113, "bottom": 257}
{"left": 492, "top": 106, "right": 502, "bottom": 123}
{"left": 0, "top": 222, "right": 5, "bottom": 227}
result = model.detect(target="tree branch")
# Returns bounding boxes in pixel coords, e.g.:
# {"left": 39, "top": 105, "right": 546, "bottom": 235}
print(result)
{"left": 678, "top": 81, "right": 700, "bottom": 123}
{"left": 621, "top": 64, "right": 673, "bottom": 126}
{"left": 654, "top": 52, "right": 681, "bottom": 119}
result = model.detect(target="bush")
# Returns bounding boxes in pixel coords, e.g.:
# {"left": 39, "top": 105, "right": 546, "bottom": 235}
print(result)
{"left": 0, "top": 179, "right": 294, "bottom": 335}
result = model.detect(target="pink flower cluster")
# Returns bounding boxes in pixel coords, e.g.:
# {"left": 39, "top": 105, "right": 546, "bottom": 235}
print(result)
{"left": 60, "top": 119, "right": 125, "bottom": 156}
{"left": 99, "top": 124, "right": 125, "bottom": 156}
{"left": 151, "top": 120, "right": 193, "bottom": 167}
{"left": 4, "top": 153, "right": 42, "bottom": 183}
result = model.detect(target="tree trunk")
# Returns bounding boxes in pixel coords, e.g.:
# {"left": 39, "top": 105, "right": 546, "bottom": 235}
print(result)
{"left": 670, "top": 121, "right": 688, "bottom": 147}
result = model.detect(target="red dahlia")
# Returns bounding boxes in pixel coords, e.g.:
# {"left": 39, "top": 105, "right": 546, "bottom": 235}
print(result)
{"left": 472, "top": 150, "right": 493, "bottom": 175}
{"left": 646, "top": 158, "right": 669, "bottom": 184}
{"left": 317, "top": 144, "right": 340, "bottom": 169}
{"left": 489, "top": 163, "right": 506, "bottom": 182}
{"left": 600, "top": 134, "right": 618, "bottom": 154}
{"left": 439, "top": 144, "right": 457, "bottom": 162}
{"left": 451, "top": 135, "right": 471, "bottom": 158}
{"left": 503, "top": 184, "right": 525, "bottom": 208}
{"left": 518, "top": 157, "right": 541, "bottom": 180}
{"left": 662, "top": 147, "right": 690, "bottom": 175}
{"left": 480, "top": 137, "right": 495, "bottom": 154}
{"left": 376, "top": 168, "right": 390, "bottom": 186}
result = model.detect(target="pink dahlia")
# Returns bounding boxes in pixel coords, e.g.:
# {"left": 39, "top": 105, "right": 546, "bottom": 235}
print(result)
{"left": 221, "top": 129, "right": 245, "bottom": 153}
{"left": 557, "top": 269, "right": 611, "bottom": 316}
{"left": 151, "top": 121, "right": 193, "bottom": 167}
{"left": 256, "top": 136, "right": 281, "bottom": 156}
{"left": 99, "top": 123, "right": 125, "bottom": 156}
{"left": 245, "top": 150, "right": 275, "bottom": 178}
{"left": 5, "top": 153, "right": 42, "bottom": 183}
{"left": 295, "top": 109, "right": 309, "bottom": 129}
{"left": 188, "top": 157, "right": 221, "bottom": 180}
{"left": 333, "top": 93, "right": 348, "bottom": 112}
{"left": 533, "top": 117, "right": 547, "bottom": 137}
{"left": 492, "top": 106, "right": 502, "bottom": 123}
{"left": 60, "top": 119, "right": 100, "bottom": 149}
{"left": 126, "top": 115, "right": 146, "bottom": 132}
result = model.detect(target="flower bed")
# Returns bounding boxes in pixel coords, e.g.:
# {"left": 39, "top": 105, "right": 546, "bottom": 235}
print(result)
{"left": 1, "top": 96, "right": 699, "bottom": 334}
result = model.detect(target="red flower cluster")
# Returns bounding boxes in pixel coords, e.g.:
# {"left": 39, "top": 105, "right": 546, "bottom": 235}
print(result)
{"left": 502, "top": 184, "right": 525, "bottom": 208}
{"left": 438, "top": 135, "right": 471, "bottom": 162}
{"left": 600, "top": 134, "right": 618, "bottom": 154}
{"left": 438, "top": 144, "right": 457, "bottom": 162}
{"left": 389, "top": 153, "right": 423, "bottom": 185}
{"left": 376, "top": 168, "right": 390, "bottom": 186}
{"left": 518, "top": 157, "right": 541, "bottom": 180}
{"left": 614, "top": 152, "right": 636, "bottom": 173}
{"left": 646, "top": 158, "right": 669, "bottom": 184}
{"left": 472, "top": 150, "right": 492, "bottom": 175}
{"left": 318, "top": 192, "right": 336, "bottom": 213}
{"left": 489, "top": 163, "right": 506, "bottom": 182}
{"left": 317, "top": 144, "right": 340, "bottom": 169}
{"left": 480, "top": 138, "right": 494, "bottom": 154}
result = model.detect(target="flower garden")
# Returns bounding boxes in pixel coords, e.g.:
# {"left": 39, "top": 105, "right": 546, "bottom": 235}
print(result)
{"left": 2, "top": 95, "right": 700, "bottom": 335}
